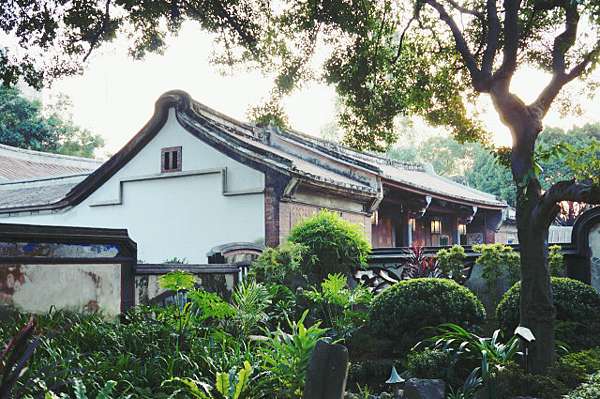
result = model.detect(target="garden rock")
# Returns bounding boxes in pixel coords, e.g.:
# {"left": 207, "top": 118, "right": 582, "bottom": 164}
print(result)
{"left": 403, "top": 378, "right": 445, "bottom": 399}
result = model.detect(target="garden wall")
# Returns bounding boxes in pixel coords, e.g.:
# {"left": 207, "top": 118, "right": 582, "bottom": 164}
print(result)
{"left": 135, "top": 263, "right": 250, "bottom": 304}
{"left": 367, "top": 204, "right": 600, "bottom": 294}
{"left": 0, "top": 223, "right": 136, "bottom": 317}
{"left": 570, "top": 207, "right": 600, "bottom": 292}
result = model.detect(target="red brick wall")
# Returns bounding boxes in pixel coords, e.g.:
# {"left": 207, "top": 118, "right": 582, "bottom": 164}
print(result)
{"left": 278, "top": 201, "right": 372, "bottom": 244}
{"left": 264, "top": 186, "right": 280, "bottom": 247}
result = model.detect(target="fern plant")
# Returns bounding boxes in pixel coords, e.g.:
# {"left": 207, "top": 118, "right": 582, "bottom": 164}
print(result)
{"left": 422, "top": 323, "right": 522, "bottom": 399}
{"left": 158, "top": 271, "right": 198, "bottom": 355}
{"left": 166, "top": 361, "right": 253, "bottom": 399}
{"left": 256, "top": 310, "right": 327, "bottom": 398}
{"left": 45, "top": 379, "right": 120, "bottom": 399}
{"left": 304, "top": 273, "right": 372, "bottom": 340}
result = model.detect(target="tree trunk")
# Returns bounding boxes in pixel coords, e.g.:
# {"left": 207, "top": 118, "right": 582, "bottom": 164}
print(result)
{"left": 517, "top": 207, "right": 555, "bottom": 373}
{"left": 490, "top": 85, "right": 557, "bottom": 373}
{"left": 511, "top": 120, "right": 556, "bottom": 373}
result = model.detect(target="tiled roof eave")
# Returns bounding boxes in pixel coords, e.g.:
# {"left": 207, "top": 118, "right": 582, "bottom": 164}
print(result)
{"left": 180, "top": 104, "right": 378, "bottom": 197}
{"left": 290, "top": 168, "right": 378, "bottom": 197}
{"left": 382, "top": 177, "right": 507, "bottom": 209}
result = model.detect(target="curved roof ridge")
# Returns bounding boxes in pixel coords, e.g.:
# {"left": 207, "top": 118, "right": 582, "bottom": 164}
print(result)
{"left": 190, "top": 97, "right": 428, "bottom": 173}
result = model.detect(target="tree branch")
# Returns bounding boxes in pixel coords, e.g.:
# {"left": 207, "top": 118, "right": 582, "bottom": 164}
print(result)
{"left": 393, "top": 16, "right": 416, "bottom": 64}
{"left": 551, "top": 5, "right": 579, "bottom": 74}
{"left": 494, "top": 0, "right": 521, "bottom": 81}
{"left": 424, "top": 0, "right": 484, "bottom": 89}
{"left": 446, "top": 0, "right": 483, "bottom": 18}
{"left": 565, "top": 46, "right": 600, "bottom": 80}
{"left": 481, "top": 0, "right": 500, "bottom": 77}
{"left": 529, "top": 43, "right": 600, "bottom": 119}
{"left": 533, "top": 179, "right": 600, "bottom": 228}
{"left": 82, "top": 0, "right": 112, "bottom": 62}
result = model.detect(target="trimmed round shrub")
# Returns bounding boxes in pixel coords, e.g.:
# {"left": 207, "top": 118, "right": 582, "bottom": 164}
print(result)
{"left": 493, "top": 363, "right": 568, "bottom": 399}
{"left": 496, "top": 277, "right": 600, "bottom": 350}
{"left": 369, "top": 278, "right": 485, "bottom": 352}
{"left": 288, "top": 210, "right": 371, "bottom": 282}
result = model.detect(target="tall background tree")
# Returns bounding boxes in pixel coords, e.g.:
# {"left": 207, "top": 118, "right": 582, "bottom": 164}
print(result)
{"left": 387, "top": 123, "right": 600, "bottom": 215}
{"left": 2, "top": 0, "right": 600, "bottom": 372}
{"left": 0, "top": 86, "right": 104, "bottom": 157}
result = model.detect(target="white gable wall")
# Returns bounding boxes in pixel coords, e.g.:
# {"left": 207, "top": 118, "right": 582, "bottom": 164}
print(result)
{"left": 3, "top": 109, "right": 265, "bottom": 263}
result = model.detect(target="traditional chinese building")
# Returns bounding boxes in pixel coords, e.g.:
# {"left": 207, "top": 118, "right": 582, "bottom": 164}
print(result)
{"left": 0, "top": 90, "right": 507, "bottom": 262}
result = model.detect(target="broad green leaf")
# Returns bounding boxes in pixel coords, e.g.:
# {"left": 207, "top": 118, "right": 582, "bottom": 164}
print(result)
{"left": 215, "top": 372, "right": 230, "bottom": 396}
{"left": 97, "top": 381, "right": 117, "bottom": 399}
{"left": 233, "top": 361, "right": 253, "bottom": 399}
{"left": 73, "top": 379, "right": 87, "bottom": 399}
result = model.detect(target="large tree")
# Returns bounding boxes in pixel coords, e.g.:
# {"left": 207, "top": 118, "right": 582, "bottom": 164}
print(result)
{"left": 387, "top": 125, "right": 600, "bottom": 209}
{"left": 0, "top": 86, "right": 104, "bottom": 157}
{"left": 2, "top": 0, "right": 600, "bottom": 372}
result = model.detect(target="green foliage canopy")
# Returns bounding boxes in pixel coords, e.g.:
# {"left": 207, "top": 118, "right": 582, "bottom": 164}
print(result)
{"left": 0, "top": 86, "right": 104, "bottom": 157}
{"left": 287, "top": 210, "right": 371, "bottom": 283}
{"left": 497, "top": 277, "right": 600, "bottom": 350}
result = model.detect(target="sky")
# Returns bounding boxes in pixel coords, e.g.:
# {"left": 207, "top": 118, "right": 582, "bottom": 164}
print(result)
{"left": 42, "top": 23, "right": 600, "bottom": 157}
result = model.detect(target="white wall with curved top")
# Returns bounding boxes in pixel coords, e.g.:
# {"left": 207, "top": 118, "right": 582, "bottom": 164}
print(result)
{"left": 3, "top": 109, "right": 266, "bottom": 263}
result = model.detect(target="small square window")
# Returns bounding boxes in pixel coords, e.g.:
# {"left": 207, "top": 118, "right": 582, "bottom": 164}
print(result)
{"left": 161, "top": 146, "right": 182, "bottom": 173}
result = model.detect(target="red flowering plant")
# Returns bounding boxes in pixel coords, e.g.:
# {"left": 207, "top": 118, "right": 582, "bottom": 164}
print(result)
{"left": 401, "top": 245, "right": 444, "bottom": 279}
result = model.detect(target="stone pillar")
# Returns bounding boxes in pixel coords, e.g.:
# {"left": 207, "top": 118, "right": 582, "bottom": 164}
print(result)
{"left": 303, "top": 340, "right": 349, "bottom": 399}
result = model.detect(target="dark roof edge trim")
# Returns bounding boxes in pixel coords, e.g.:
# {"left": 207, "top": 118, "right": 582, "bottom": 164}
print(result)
{"left": 0, "top": 222, "right": 137, "bottom": 257}
{"left": 382, "top": 179, "right": 507, "bottom": 210}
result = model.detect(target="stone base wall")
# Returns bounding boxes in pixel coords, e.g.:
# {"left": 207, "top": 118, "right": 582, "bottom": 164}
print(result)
{"left": 135, "top": 272, "right": 236, "bottom": 305}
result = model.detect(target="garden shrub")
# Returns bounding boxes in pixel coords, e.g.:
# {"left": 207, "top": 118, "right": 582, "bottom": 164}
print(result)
{"left": 549, "top": 244, "right": 566, "bottom": 277}
{"left": 560, "top": 347, "right": 600, "bottom": 376}
{"left": 250, "top": 241, "right": 308, "bottom": 288}
{"left": 0, "top": 301, "right": 323, "bottom": 399}
{"left": 436, "top": 245, "right": 466, "bottom": 282}
{"left": 347, "top": 359, "right": 399, "bottom": 393}
{"left": 405, "top": 348, "right": 455, "bottom": 381}
{"left": 369, "top": 279, "right": 485, "bottom": 352}
{"left": 564, "top": 372, "right": 600, "bottom": 399}
{"left": 492, "top": 363, "right": 568, "bottom": 399}
{"left": 473, "top": 243, "right": 520, "bottom": 292}
{"left": 288, "top": 210, "right": 371, "bottom": 282}
{"left": 304, "top": 273, "right": 372, "bottom": 340}
{"left": 496, "top": 277, "right": 600, "bottom": 350}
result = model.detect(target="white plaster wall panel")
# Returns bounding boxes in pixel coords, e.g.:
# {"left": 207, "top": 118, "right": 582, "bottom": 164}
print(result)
{"left": 9, "top": 264, "right": 121, "bottom": 317}
{"left": 3, "top": 109, "right": 265, "bottom": 262}
{"left": 88, "top": 109, "right": 264, "bottom": 204}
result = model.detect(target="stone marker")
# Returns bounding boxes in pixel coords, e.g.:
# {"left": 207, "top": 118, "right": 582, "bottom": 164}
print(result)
{"left": 403, "top": 378, "right": 445, "bottom": 399}
{"left": 303, "top": 340, "right": 349, "bottom": 399}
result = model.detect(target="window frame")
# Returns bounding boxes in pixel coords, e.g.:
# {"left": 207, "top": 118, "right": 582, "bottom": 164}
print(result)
{"left": 161, "top": 146, "right": 182, "bottom": 173}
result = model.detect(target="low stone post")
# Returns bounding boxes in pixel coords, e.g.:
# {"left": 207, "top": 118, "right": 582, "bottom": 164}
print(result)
{"left": 302, "top": 340, "right": 349, "bottom": 399}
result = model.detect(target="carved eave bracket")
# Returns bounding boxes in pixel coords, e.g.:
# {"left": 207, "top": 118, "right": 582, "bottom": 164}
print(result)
{"left": 485, "top": 208, "right": 507, "bottom": 232}
{"left": 458, "top": 206, "right": 479, "bottom": 225}
{"left": 406, "top": 195, "right": 432, "bottom": 219}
